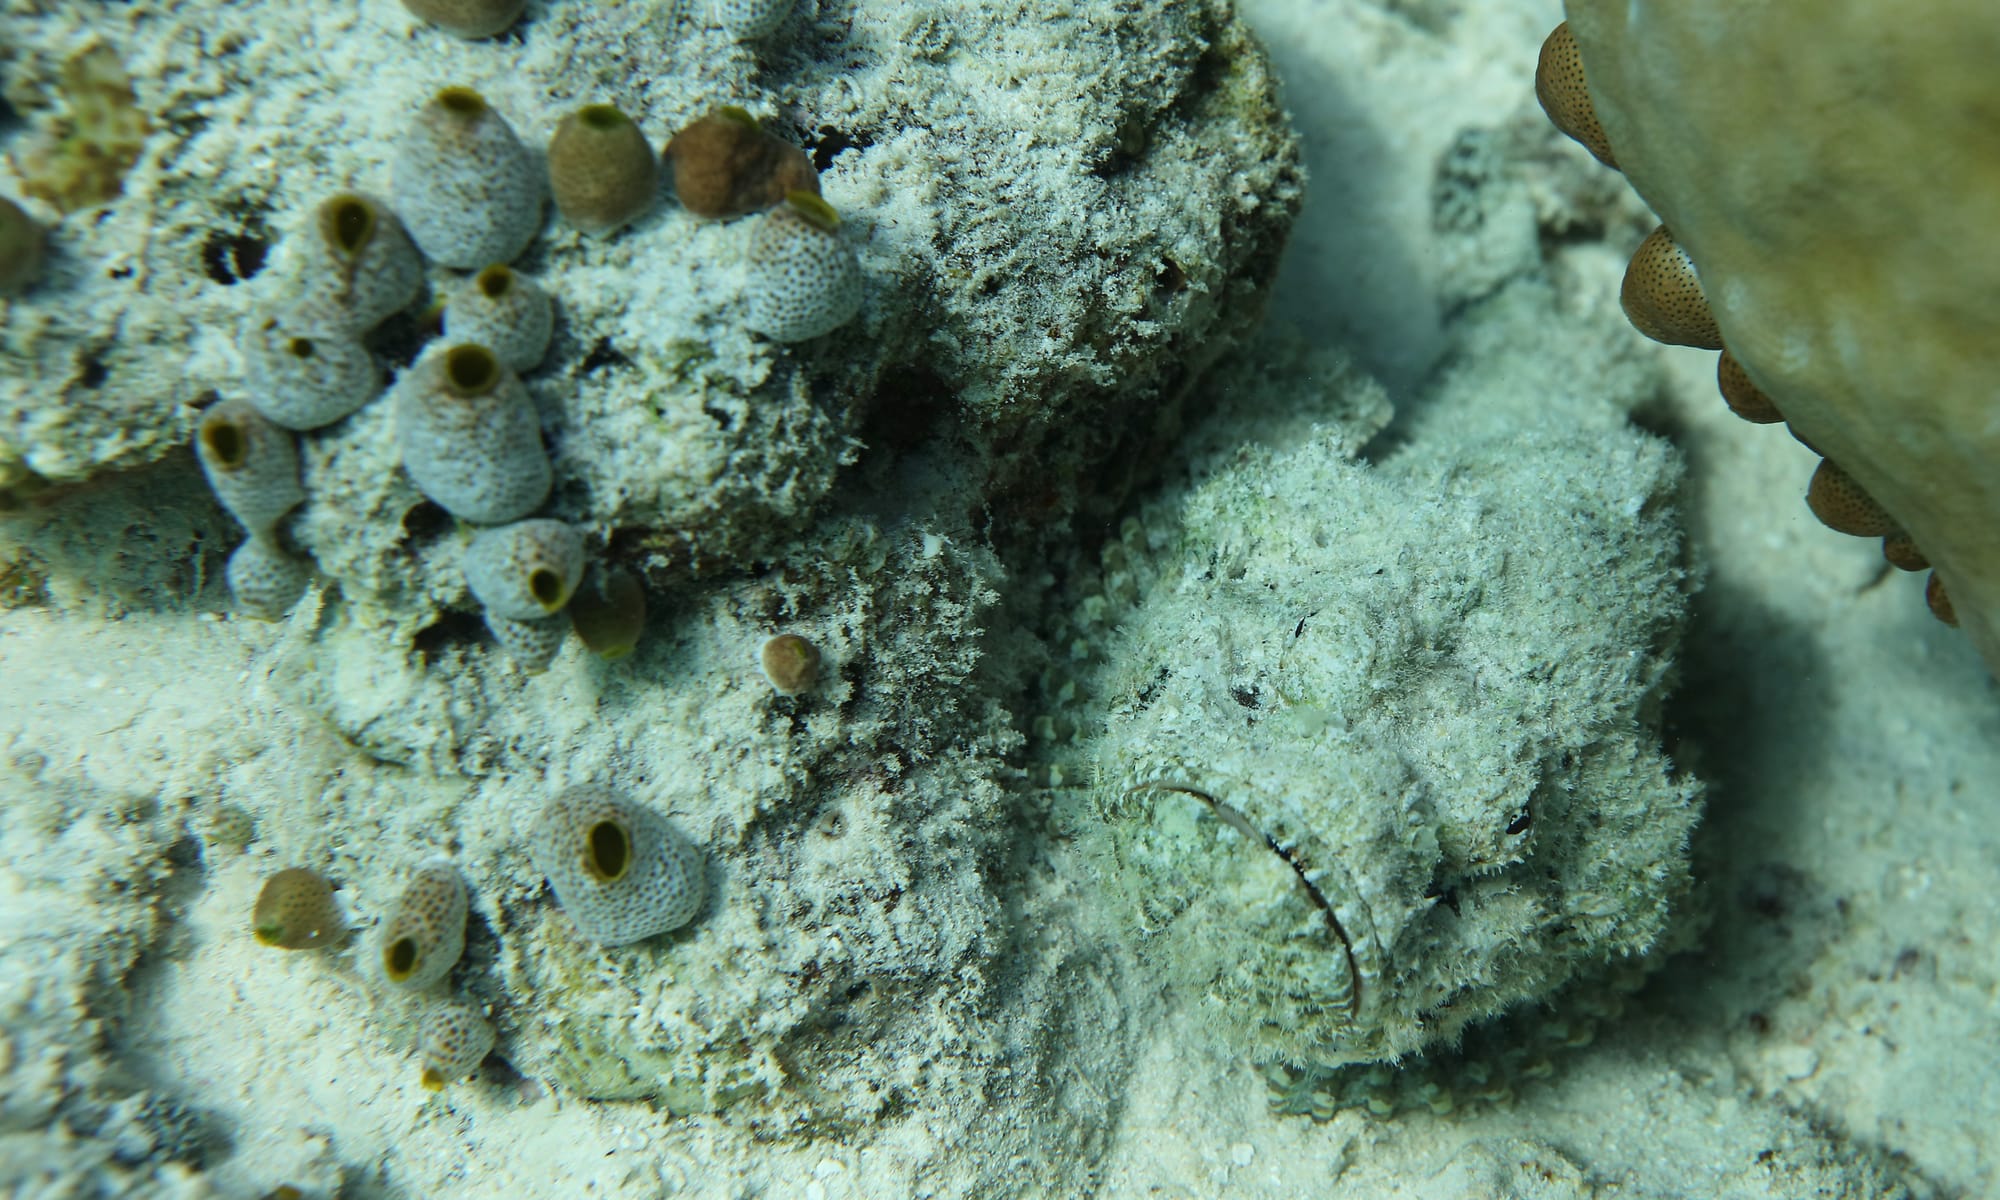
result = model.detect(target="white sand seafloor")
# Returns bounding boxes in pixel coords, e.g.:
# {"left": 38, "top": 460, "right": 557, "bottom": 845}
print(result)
{"left": 2, "top": 1, "right": 1997, "bottom": 1199}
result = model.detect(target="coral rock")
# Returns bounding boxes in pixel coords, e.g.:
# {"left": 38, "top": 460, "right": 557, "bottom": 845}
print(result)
{"left": 1565, "top": 0, "right": 2000, "bottom": 671}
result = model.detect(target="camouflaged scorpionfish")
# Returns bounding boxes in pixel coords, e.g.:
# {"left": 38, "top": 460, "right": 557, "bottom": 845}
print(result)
{"left": 1070, "top": 415, "right": 1702, "bottom": 1069}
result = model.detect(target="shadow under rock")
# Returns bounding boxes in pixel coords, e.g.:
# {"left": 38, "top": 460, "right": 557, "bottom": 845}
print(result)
{"left": 1254, "top": 24, "right": 1444, "bottom": 394}
{"left": 1654, "top": 573, "right": 1845, "bottom": 1031}
{"left": 0, "top": 447, "right": 235, "bottom": 615}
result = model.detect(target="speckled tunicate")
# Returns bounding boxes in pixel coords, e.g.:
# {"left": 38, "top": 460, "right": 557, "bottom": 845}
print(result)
{"left": 486, "top": 610, "right": 568, "bottom": 672}
{"left": 528, "top": 785, "right": 706, "bottom": 945}
{"left": 742, "top": 192, "right": 862, "bottom": 342}
{"left": 462, "top": 518, "right": 585, "bottom": 620}
{"left": 1076, "top": 420, "right": 1700, "bottom": 1071}
{"left": 272, "top": 192, "right": 425, "bottom": 332}
{"left": 417, "top": 998, "right": 496, "bottom": 1089}
{"left": 708, "top": 0, "right": 792, "bottom": 41}
{"left": 225, "top": 533, "right": 312, "bottom": 619}
{"left": 379, "top": 862, "right": 468, "bottom": 992}
{"left": 240, "top": 306, "right": 383, "bottom": 430}
{"left": 391, "top": 88, "right": 544, "bottom": 270}
{"left": 442, "top": 264, "right": 553, "bottom": 372}
{"left": 393, "top": 342, "right": 551, "bottom": 524}
{"left": 195, "top": 399, "right": 304, "bottom": 534}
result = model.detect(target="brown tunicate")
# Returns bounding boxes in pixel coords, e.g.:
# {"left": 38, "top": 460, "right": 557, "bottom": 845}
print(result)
{"left": 759, "top": 632, "right": 820, "bottom": 695}
{"left": 568, "top": 566, "right": 648, "bottom": 659}
{"left": 664, "top": 107, "right": 819, "bottom": 219}
{"left": 253, "top": 867, "right": 346, "bottom": 949}
{"left": 548, "top": 105, "right": 659, "bottom": 235}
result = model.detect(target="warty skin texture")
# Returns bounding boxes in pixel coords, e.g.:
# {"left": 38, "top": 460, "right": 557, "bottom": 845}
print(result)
{"left": 1564, "top": 0, "right": 2000, "bottom": 674}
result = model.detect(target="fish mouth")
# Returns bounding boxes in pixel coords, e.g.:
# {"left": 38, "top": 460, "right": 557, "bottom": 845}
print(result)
{"left": 1126, "top": 778, "right": 1363, "bottom": 1023}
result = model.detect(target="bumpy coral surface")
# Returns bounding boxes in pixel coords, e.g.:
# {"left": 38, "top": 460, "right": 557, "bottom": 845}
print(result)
{"left": 1563, "top": 0, "right": 2000, "bottom": 674}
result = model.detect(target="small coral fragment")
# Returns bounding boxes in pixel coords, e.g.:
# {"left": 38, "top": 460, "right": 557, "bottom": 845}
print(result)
{"left": 707, "top": 0, "right": 794, "bottom": 41}
{"left": 486, "top": 609, "right": 569, "bottom": 672}
{"left": 402, "top": 0, "right": 526, "bottom": 39}
{"left": 443, "top": 264, "right": 553, "bottom": 372}
{"left": 1620, "top": 224, "right": 1721, "bottom": 350}
{"left": 392, "top": 88, "right": 544, "bottom": 269}
{"left": 743, "top": 192, "right": 862, "bottom": 342}
{"left": 568, "top": 566, "right": 647, "bottom": 659}
{"left": 380, "top": 862, "right": 469, "bottom": 991}
{"left": 418, "top": 998, "right": 496, "bottom": 1089}
{"left": 241, "top": 307, "right": 383, "bottom": 430}
{"left": 1806, "top": 458, "right": 1897, "bottom": 538}
{"left": 759, "top": 632, "right": 820, "bottom": 695}
{"left": 394, "top": 343, "right": 552, "bottom": 523}
{"left": 0, "top": 197, "right": 45, "bottom": 295}
{"left": 1534, "top": 22, "right": 1616, "bottom": 169}
{"left": 462, "top": 518, "right": 585, "bottom": 620}
{"left": 195, "top": 399, "right": 304, "bottom": 534}
{"left": 527, "top": 785, "right": 706, "bottom": 945}
{"left": 226, "top": 534, "right": 312, "bottom": 619}
{"left": 1716, "top": 349, "right": 1782, "bottom": 424}
{"left": 253, "top": 867, "right": 346, "bottom": 949}
{"left": 547, "top": 105, "right": 659, "bottom": 236}
{"left": 664, "top": 107, "right": 819, "bottom": 220}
